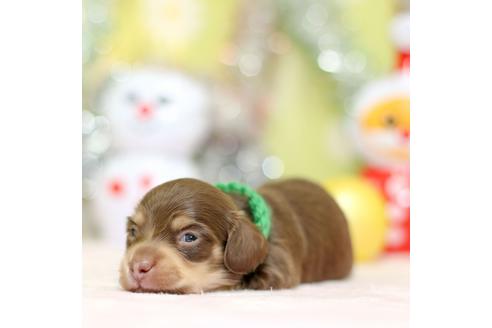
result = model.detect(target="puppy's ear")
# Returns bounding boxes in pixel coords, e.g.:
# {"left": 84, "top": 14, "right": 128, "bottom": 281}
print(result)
{"left": 224, "top": 211, "right": 268, "bottom": 275}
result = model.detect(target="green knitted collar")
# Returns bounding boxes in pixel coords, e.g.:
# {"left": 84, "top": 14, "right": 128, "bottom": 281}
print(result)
{"left": 215, "top": 182, "right": 271, "bottom": 239}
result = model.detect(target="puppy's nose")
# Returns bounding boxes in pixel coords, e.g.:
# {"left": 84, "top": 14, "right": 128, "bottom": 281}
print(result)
{"left": 130, "top": 259, "right": 154, "bottom": 282}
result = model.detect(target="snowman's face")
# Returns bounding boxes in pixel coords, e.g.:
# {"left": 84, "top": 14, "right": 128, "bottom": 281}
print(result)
{"left": 93, "top": 155, "right": 198, "bottom": 247}
{"left": 356, "top": 96, "right": 410, "bottom": 168}
{"left": 100, "top": 69, "right": 210, "bottom": 155}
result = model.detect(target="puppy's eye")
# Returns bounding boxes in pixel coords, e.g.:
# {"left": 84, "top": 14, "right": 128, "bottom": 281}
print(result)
{"left": 129, "top": 227, "right": 137, "bottom": 238}
{"left": 180, "top": 233, "right": 198, "bottom": 243}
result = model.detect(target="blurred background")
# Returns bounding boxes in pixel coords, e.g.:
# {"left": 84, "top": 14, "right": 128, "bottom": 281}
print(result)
{"left": 82, "top": 0, "right": 409, "bottom": 263}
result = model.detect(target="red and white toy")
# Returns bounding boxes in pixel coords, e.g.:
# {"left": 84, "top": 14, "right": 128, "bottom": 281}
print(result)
{"left": 350, "top": 12, "right": 410, "bottom": 253}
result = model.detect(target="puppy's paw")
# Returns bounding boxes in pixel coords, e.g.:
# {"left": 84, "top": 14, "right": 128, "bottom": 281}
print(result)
{"left": 242, "top": 266, "right": 297, "bottom": 290}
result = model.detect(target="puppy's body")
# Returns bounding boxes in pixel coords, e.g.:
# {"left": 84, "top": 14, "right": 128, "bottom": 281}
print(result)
{"left": 119, "top": 178, "right": 352, "bottom": 293}
{"left": 234, "top": 179, "right": 353, "bottom": 289}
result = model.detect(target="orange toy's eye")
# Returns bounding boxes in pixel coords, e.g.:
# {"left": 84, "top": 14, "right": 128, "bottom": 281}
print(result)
{"left": 384, "top": 115, "right": 397, "bottom": 127}
{"left": 108, "top": 179, "right": 125, "bottom": 197}
{"left": 361, "top": 96, "right": 410, "bottom": 131}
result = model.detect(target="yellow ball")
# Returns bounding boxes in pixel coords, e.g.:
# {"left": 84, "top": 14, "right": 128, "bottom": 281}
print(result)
{"left": 324, "top": 176, "right": 388, "bottom": 262}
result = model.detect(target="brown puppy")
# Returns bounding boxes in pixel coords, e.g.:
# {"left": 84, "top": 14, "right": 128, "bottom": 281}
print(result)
{"left": 119, "top": 178, "right": 352, "bottom": 293}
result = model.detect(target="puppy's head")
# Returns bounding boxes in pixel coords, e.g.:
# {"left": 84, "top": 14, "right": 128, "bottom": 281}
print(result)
{"left": 119, "top": 178, "right": 268, "bottom": 294}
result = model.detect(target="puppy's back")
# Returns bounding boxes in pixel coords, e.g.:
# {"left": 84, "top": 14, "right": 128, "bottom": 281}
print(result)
{"left": 259, "top": 178, "right": 353, "bottom": 282}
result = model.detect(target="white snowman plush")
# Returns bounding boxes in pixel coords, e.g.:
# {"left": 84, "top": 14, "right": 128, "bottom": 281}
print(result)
{"left": 92, "top": 68, "right": 210, "bottom": 247}
{"left": 100, "top": 68, "right": 210, "bottom": 156}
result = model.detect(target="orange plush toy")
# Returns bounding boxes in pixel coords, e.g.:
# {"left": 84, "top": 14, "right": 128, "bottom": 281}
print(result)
{"left": 350, "top": 12, "right": 410, "bottom": 253}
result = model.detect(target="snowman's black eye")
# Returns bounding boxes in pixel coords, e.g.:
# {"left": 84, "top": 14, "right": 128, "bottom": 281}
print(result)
{"left": 126, "top": 92, "right": 138, "bottom": 103}
{"left": 384, "top": 115, "right": 396, "bottom": 127}
{"left": 157, "top": 96, "right": 170, "bottom": 105}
